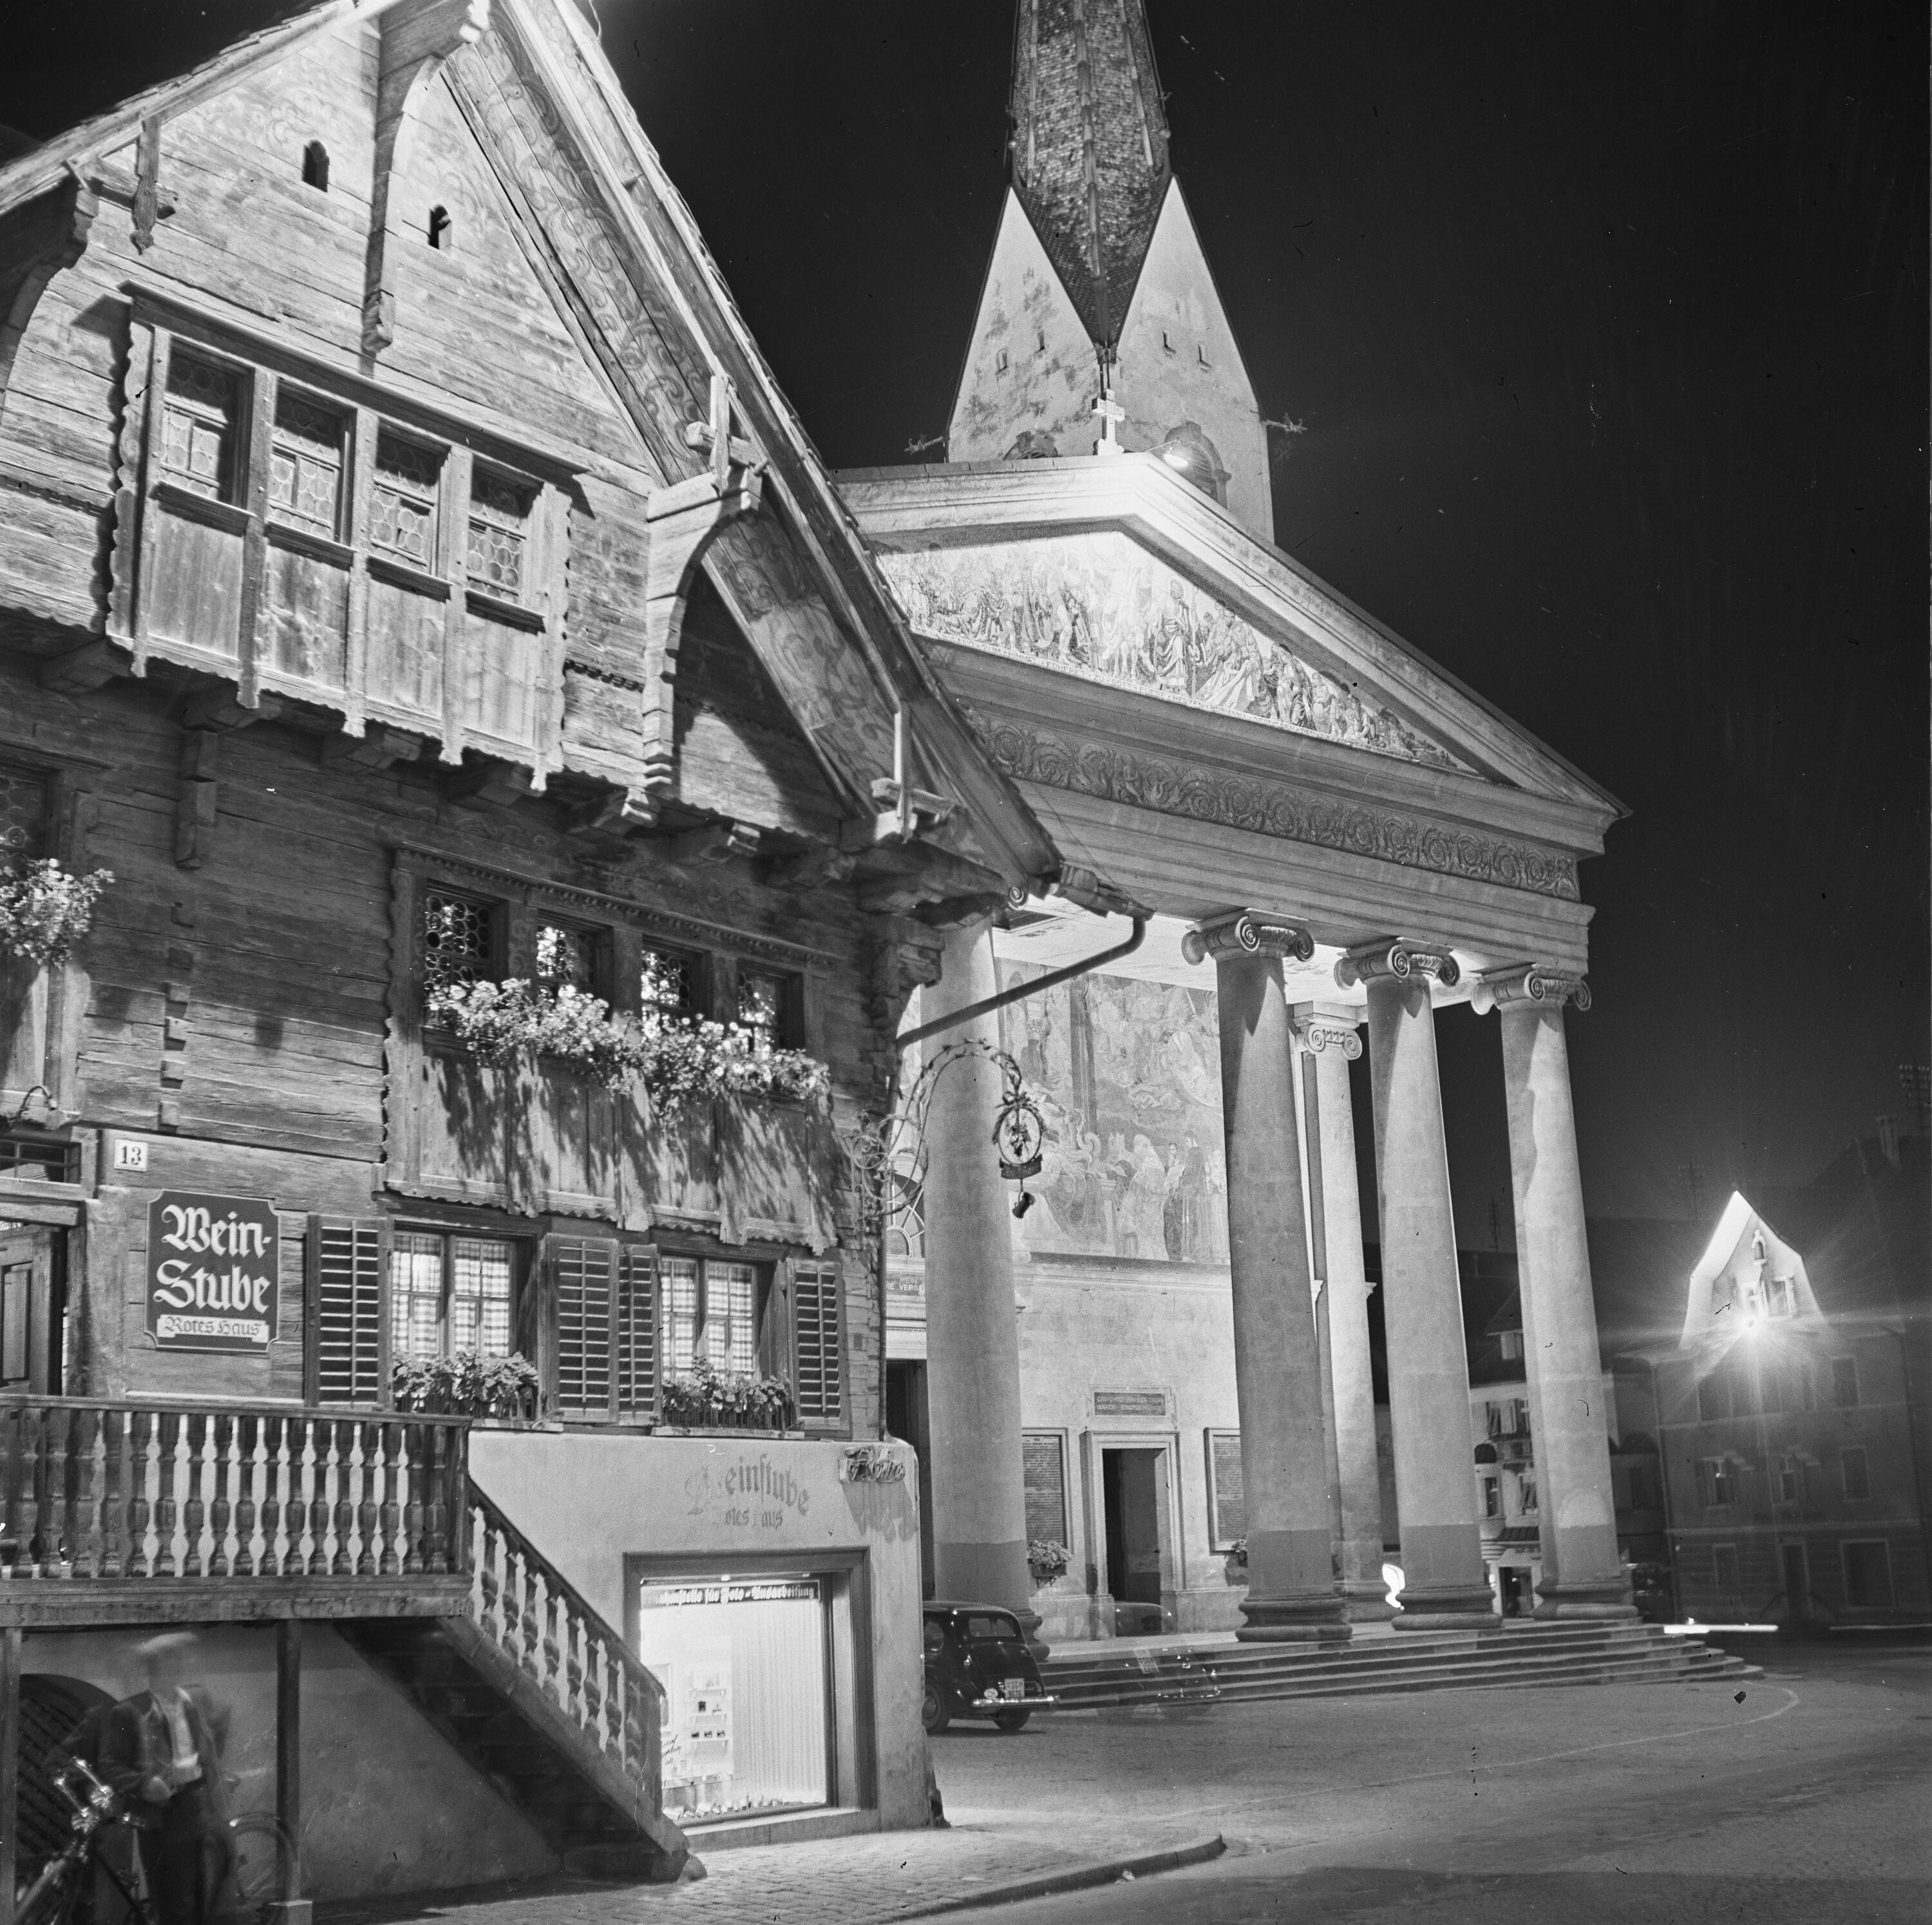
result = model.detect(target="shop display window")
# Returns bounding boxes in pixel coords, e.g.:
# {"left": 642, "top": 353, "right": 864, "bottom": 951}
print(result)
{"left": 637, "top": 1577, "right": 830, "bottom": 1820}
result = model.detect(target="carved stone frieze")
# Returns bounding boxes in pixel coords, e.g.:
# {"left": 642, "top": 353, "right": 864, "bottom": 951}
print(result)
{"left": 881, "top": 536, "right": 1467, "bottom": 771}
{"left": 1181, "top": 909, "right": 1315, "bottom": 966}
{"left": 1334, "top": 940, "right": 1461, "bottom": 991}
{"left": 1470, "top": 965, "right": 1592, "bottom": 1015}
{"left": 974, "top": 717, "right": 1580, "bottom": 901}
{"left": 1289, "top": 1010, "right": 1363, "bottom": 1059}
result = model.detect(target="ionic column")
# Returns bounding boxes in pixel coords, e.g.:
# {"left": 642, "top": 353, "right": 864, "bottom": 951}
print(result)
{"left": 1291, "top": 1005, "right": 1395, "bottom": 1620}
{"left": 1474, "top": 966, "right": 1635, "bottom": 1619}
{"left": 920, "top": 920, "right": 1038, "bottom": 1644}
{"left": 1184, "top": 911, "right": 1349, "bottom": 1642}
{"left": 1339, "top": 940, "right": 1497, "bottom": 1627}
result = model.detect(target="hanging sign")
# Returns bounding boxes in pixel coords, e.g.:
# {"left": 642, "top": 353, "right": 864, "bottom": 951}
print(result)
{"left": 146, "top": 1191, "right": 280, "bottom": 1353}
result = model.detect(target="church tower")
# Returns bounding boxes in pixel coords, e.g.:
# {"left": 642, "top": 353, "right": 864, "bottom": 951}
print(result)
{"left": 947, "top": 0, "right": 1274, "bottom": 541}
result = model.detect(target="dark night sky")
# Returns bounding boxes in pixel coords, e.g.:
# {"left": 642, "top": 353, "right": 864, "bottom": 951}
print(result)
{"left": 6, "top": 4, "right": 1927, "bottom": 1234}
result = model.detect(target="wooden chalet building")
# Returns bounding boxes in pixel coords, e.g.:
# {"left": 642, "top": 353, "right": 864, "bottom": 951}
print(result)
{"left": 0, "top": 0, "right": 1065, "bottom": 1902}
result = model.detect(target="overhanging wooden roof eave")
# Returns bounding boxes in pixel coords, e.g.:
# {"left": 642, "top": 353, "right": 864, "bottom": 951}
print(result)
{"left": 515, "top": 0, "right": 1064, "bottom": 895}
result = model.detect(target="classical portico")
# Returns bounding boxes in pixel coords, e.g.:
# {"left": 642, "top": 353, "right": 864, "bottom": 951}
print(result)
{"left": 858, "top": 449, "right": 1631, "bottom": 1635}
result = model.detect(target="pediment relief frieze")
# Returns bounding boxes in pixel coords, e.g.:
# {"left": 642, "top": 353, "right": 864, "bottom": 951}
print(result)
{"left": 978, "top": 716, "right": 1579, "bottom": 902}
{"left": 879, "top": 533, "right": 1470, "bottom": 773}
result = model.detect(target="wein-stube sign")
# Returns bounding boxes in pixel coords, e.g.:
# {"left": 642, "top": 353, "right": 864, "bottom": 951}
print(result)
{"left": 146, "top": 1192, "right": 279, "bottom": 1353}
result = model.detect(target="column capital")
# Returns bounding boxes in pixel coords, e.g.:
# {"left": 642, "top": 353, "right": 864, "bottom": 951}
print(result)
{"left": 1333, "top": 938, "right": 1461, "bottom": 991}
{"left": 1289, "top": 1008, "right": 1363, "bottom": 1060}
{"left": 1182, "top": 909, "right": 1315, "bottom": 966}
{"left": 1470, "top": 965, "right": 1592, "bottom": 1015}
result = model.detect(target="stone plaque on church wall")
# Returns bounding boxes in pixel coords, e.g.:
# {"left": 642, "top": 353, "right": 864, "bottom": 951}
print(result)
{"left": 1094, "top": 1389, "right": 1168, "bottom": 1417}
{"left": 1208, "top": 1429, "right": 1245, "bottom": 1550}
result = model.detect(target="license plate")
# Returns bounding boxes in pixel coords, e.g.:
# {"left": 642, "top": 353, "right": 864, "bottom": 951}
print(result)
{"left": 1000, "top": 1678, "right": 1026, "bottom": 1700}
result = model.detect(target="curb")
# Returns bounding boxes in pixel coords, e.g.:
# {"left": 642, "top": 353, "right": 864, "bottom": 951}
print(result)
{"left": 889, "top": 1834, "right": 1226, "bottom": 1919}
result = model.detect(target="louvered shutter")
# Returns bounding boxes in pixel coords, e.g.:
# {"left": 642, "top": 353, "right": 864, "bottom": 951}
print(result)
{"left": 792, "top": 1262, "right": 842, "bottom": 1427}
{"left": 307, "top": 1216, "right": 388, "bottom": 1406}
{"left": 616, "top": 1243, "right": 659, "bottom": 1424}
{"left": 548, "top": 1236, "right": 618, "bottom": 1420}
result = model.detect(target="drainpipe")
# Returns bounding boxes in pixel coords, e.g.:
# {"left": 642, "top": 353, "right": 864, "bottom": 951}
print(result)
{"left": 877, "top": 878, "right": 1149, "bottom": 1448}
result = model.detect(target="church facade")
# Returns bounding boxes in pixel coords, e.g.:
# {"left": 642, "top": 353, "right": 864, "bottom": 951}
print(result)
{"left": 849, "top": 0, "right": 1636, "bottom": 1645}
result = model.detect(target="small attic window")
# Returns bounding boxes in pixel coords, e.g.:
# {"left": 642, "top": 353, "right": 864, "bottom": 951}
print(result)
{"left": 995, "top": 348, "right": 1009, "bottom": 374}
{"left": 428, "top": 204, "right": 453, "bottom": 251}
{"left": 1197, "top": 343, "right": 1211, "bottom": 367}
{"left": 1161, "top": 329, "right": 1175, "bottom": 354}
{"left": 1036, "top": 328, "right": 1046, "bottom": 352}
{"left": 301, "top": 141, "right": 329, "bottom": 191}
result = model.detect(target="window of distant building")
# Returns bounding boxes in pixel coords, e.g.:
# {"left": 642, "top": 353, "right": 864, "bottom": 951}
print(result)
{"left": 1481, "top": 1475, "right": 1501, "bottom": 1520}
{"left": 1842, "top": 1446, "right": 1871, "bottom": 1502}
{"left": 1712, "top": 1544, "right": 1739, "bottom": 1596}
{"left": 1776, "top": 1455, "right": 1805, "bottom": 1504}
{"left": 1831, "top": 1357, "right": 1859, "bottom": 1408}
{"left": 1499, "top": 1329, "right": 1524, "bottom": 1361}
{"left": 1766, "top": 1273, "right": 1795, "bottom": 1318}
{"left": 1697, "top": 1457, "right": 1738, "bottom": 1508}
{"left": 1517, "top": 1474, "right": 1538, "bottom": 1515}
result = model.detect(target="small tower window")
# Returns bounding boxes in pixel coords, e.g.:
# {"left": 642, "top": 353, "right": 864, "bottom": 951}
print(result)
{"left": 428, "top": 204, "right": 453, "bottom": 251}
{"left": 301, "top": 141, "right": 330, "bottom": 191}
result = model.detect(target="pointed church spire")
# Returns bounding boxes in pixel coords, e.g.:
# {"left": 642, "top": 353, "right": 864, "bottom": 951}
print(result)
{"left": 1009, "top": 0, "right": 1170, "bottom": 348}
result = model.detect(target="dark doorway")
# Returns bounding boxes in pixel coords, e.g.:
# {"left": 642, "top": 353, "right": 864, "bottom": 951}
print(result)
{"left": 886, "top": 1360, "right": 935, "bottom": 1598}
{"left": 1781, "top": 1542, "right": 1810, "bottom": 1621}
{"left": 1498, "top": 1566, "right": 1531, "bottom": 1617}
{"left": 1101, "top": 1448, "right": 1164, "bottom": 1611}
{"left": 0, "top": 1223, "right": 66, "bottom": 1394}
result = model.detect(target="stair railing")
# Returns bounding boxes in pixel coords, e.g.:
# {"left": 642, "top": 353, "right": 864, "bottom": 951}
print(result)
{"left": 0, "top": 1398, "right": 470, "bottom": 1585}
{"left": 465, "top": 1483, "right": 663, "bottom": 1811}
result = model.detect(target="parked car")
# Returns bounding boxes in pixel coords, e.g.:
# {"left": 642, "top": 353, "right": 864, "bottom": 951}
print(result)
{"left": 922, "top": 1602, "right": 1056, "bottom": 1734}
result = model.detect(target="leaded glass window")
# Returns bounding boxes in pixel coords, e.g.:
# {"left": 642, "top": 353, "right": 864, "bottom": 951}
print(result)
{"left": 422, "top": 889, "right": 495, "bottom": 1001}
{"left": 536, "top": 921, "right": 600, "bottom": 996}
{"left": 468, "top": 469, "right": 533, "bottom": 600}
{"left": 268, "top": 389, "right": 345, "bottom": 537}
{"left": 640, "top": 945, "right": 697, "bottom": 1032}
{"left": 160, "top": 354, "right": 241, "bottom": 500}
{"left": 737, "top": 968, "right": 790, "bottom": 1048}
{"left": 372, "top": 432, "right": 442, "bottom": 567}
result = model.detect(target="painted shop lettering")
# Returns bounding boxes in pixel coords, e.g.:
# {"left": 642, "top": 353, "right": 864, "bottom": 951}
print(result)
{"left": 151, "top": 1260, "right": 273, "bottom": 1313}
{"left": 157, "top": 1204, "right": 271, "bottom": 1258}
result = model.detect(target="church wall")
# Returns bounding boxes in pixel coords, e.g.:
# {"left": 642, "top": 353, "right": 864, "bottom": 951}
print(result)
{"left": 1113, "top": 182, "right": 1273, "bottom": 540}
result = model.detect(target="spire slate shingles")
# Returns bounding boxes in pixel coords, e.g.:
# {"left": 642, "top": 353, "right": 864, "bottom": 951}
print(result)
{"left": 1009, "top": 0, "right": 1170, "bottom": 346}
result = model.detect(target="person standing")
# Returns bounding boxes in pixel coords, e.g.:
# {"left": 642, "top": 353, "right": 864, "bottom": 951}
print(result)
{"left": 57, "top": 1631, "right": 232, "bottom": 1923}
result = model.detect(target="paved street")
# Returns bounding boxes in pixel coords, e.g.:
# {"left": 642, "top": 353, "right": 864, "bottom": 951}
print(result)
{"left": 319, "top": 1644, "right": 1929, "bottom": 1925}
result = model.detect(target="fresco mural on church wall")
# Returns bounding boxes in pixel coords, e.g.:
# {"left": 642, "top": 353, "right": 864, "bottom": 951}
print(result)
{"left": 879, "top": 534, "right": 1465, "bottom": 772}
{"left": 997, "top": 962, "right": 1231, "bottom": 1263}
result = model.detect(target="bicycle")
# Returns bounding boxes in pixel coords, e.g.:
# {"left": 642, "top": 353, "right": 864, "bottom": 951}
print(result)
{"left": 14, "top": 1758, "right": 298, "bottom": 1925}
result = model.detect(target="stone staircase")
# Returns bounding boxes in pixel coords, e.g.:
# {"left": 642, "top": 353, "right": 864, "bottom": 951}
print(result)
{"left": 1041, "top": 1621, "right": 1759, "bottom": 1712}
{"left": 342, "top": 1484, "right": 687, "bottom": 1883}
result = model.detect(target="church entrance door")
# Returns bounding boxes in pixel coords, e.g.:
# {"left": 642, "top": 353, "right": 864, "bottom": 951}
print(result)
{"left": 1102, "top": 1448, "right": 1166, "bottom": 1629}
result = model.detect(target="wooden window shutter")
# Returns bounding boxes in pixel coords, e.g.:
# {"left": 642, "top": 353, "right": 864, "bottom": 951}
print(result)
{"left": 547, "top": 1235, "right": 618, "bottom": 1420}
{"left": 793, "top": 1262, "right": 842, "bottom": 1428}
{"left": 616, "top": 1243, "right": 659, "bottom": 1424}
{"left": 307, "top": 1216, "right": 389, "bottom": 1406}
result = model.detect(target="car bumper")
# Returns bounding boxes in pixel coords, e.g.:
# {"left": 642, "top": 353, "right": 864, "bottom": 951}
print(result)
{"left": 967, "top": 1693, "right": 1059, "bottom": 1712}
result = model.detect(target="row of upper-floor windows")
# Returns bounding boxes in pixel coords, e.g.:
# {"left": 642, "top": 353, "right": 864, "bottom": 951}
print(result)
{"left": 419, "top": 885, "right": 804, "bottom": 1053}
{"left": 1695, "top": 1352, "right": 1859, "bottom": 1421}
{"left": 1696, "top": 1445, "right": 1875, "bottom": 1508}
{"left": 160, "top": 348, "right": 540, "bottom": 602}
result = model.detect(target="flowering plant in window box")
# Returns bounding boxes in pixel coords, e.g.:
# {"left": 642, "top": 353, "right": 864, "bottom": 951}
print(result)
{"left": 1027, "top": 1539, "right": 1071, "bottom": 1585}
{"left": 659, "top": 1358, "right": 797, "bottom": 1431}
{"left": 428, "top": 978, "right": 829, "bottom": 1108}
{"left": 391, "top": 1349, "right": 540, "bottom": 1420}
{"left": 0, "top": 858, "right": 113, "bottom": 967}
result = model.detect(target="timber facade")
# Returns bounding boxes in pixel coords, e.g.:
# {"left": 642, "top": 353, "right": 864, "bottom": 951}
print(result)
{"left": 0, "top": 0, "right": 1061, "bottom": 1902}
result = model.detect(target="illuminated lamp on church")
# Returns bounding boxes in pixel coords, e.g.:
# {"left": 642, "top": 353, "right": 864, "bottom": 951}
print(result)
{"left": 1150, "top": 421, "right": 1230, "bottom": 505}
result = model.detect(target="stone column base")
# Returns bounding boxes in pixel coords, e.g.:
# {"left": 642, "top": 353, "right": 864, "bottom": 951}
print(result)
{"left": 1533, "top": 1577, "right": 1639, "bottom": 1622}
{"left": 1390, "top": 1580, "right": 1499, "bottom": 1628}
{"left": 1340, "top": 1580, "right": 1397, "bottom": 1622}
{"left": 1236, "top": 1592, "right": 1354, "bottom": 1642}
